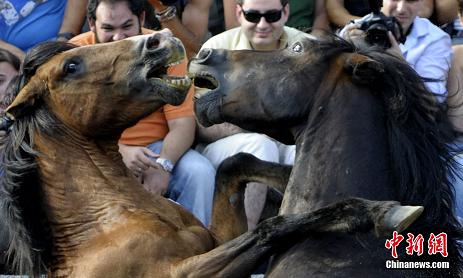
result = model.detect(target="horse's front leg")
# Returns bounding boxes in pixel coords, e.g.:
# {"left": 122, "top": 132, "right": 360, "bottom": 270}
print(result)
{"left": 172, "top": 198, "right": 423, "bottom": 277}
{"left": 209, "top": 153, "right": 292, "bottom": 243}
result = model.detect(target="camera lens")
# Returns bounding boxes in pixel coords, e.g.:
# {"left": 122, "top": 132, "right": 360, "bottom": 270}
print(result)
{"left": 365, "top": 23, "right": 390, "bottom": 48}
{"left": 160, "top": 0, "right": 178, "bottom": 5}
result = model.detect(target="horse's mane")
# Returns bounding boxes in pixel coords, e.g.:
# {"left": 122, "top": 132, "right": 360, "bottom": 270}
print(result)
{"left": 0, "top": 41, "right": 77, "bottom": 275}
{"left": 313, "top": 35, "right": 462, "bottom": 268}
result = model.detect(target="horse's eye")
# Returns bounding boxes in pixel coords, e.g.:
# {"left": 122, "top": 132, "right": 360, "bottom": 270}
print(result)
{"left": 63, "top": 62, "right": 79, "bottom": 75}
{"left": 292, "top": 42, "right": 303, "bottom": 53}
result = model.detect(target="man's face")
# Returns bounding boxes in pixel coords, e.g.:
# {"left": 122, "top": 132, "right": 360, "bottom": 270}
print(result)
{"left": 236, "top": 0, "right": 289, "bottom": 51}
{"left": 89, "top": 1, "right": 144, "bottom": 43}
{"left": 381, "top": 0, "right": 423, "bottom": 33}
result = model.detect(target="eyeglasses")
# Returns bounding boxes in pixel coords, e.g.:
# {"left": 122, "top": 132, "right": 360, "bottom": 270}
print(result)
{"left": 240, "top": 7, "right": 283, "bottom": 23}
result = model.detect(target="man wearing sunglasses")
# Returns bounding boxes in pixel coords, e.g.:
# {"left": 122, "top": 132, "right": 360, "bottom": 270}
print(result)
{"left": 203, "top": 0, "right": 310, "bottom": 51}
{"left": 195, "top": 0, "right": 312, "bottom": 231}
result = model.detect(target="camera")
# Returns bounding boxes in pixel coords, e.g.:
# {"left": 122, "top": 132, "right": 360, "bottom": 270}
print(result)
{"left": 159, "top": 0, "right": 179, "bottom": 6}
{"left": 359, "top": 0, "right": 405, "bottom": 48}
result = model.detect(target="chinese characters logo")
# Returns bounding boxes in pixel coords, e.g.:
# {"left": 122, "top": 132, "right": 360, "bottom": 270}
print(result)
{"left": 385, "top": 231, "right": 447, "bottom": 258}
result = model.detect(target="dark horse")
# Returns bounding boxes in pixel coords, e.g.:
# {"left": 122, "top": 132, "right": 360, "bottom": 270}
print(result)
{"left": 190, "top": 35, "right": 463, "bottom": 277}
{"left": 0, "top": 32, "right": 420, "bottom": 277}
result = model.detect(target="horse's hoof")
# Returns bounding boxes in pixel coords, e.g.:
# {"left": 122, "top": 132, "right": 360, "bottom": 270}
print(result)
{"left": 377, "top": 205, "right": 424, "bottom": 237}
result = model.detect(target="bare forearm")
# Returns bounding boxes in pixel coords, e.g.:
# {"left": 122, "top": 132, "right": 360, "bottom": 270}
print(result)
{"left": 196, "top": 122, "right": 247, "bottom": 143}
{"left": 59, "top": 0, "right": 88, "bottom": 36}
{"left": 447, "top": 46, "right": 463, "bottom": 132}
{"left": 312, "top": 0, "right": 329, "bottom": 31}
{"left": 154, "top": 0, "right": 210, "bottom": 58}
{"left": 223, "top": 0, "right": 239, "bottom": 30}
{"left": 161, "top": 117, "right": 195, "bottom": 163}
{"left": 159, "top": 18, "right": 201, "bottom": 58}
{"left": 434, "top": 0, "right": 458, "bottom": 26}
{"left": 326, "top": 0, "right": 360, "bottom": 27}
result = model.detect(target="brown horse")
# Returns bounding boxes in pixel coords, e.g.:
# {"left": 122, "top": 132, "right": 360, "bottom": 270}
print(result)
{"left": 190, "top": 35, "right": 463, "bottom": 277}
{"left": 0, "top": 31, "right": 423, "bottom": 277}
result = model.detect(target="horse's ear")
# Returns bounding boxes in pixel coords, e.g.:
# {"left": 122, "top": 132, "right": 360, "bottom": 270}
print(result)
{"left": 344, "top": 53, "right": 384, "bottom": 85}
{"left": 6, "top": 77, "right": 46, "bottom": 119}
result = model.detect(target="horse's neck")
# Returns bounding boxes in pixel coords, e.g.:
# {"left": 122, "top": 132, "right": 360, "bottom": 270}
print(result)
{"left": 35, "top": 130, "right": 128, "bottom": 180}
{"left": 281, "top": 83, "right": 395, "bottom": 214}
{"left": 33, "top": 130, "right": 138, "bottom": 228}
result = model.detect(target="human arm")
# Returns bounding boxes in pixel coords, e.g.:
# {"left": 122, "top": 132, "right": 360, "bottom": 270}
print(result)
{"left": 447, "top": 45, "right": 463, "bottom": 132}
{"left": 413, "top": 36, "right": 452, "bottom": 99}
{"left": 326, "top": 0, "right": 361, "bottom": 28}
{"left": 418, "top": 0, "right": 434, "bottom": 19}
{"left": 0, "top": 40, "right": 24, "bottom": 61}
{"left": 312, "top": 0, "right": 329, "bottom": 31}
{"left": 382, "top": 29, "right": 452, "bottom": 99}
{"left": 433, "top": 0, "right": 458, "bottom": 26}
{"left": 196, "top": 122, "right": 247, "bottom": 143}
{"left": 160, "top": 116, "right": 195, "bottom": 164}
{"left": 118, "top": 144, "right": 158, "bottom": 175}
{"left": 143, "top": 116, "right": 195, "bottom": 195}
{"left": 223, "top": 0, "right": 239, "bottom": 30}
{"left": 148, "top": 0, "right": 212, "bottom": 58}
{"left": 57, "top": 0, "right": 88, "bottom": 41}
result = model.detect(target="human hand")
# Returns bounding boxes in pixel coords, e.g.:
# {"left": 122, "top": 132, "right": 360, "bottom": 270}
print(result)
{"left": 118, "top": 145, "right": 158, "bottom": 177}
{"left": 386, "top": 31, "right": 403, "bottom": 59}
{"left": 340, "top": 22, "right": 367, "bottom": 47}
{"left": 141, "top": 166, "right": 171, "bottom": 196}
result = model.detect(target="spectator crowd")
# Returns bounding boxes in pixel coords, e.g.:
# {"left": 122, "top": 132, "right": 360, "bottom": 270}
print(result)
{"left": 2, "top": 0, "right": 463, "bottom": 273}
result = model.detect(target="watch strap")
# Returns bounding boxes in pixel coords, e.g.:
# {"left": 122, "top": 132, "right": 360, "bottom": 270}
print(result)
{"left": 155, "top": 157, "right": 174, "bottom": 173}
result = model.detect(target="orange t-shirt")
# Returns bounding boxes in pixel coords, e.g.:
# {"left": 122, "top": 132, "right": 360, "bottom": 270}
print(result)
{"left": 70, "top": 30, "right": 194, "bottom": 146}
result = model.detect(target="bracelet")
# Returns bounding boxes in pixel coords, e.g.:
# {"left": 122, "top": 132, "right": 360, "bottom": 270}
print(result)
{"left": 155, "top": 6, "right": 177, "bottom": 23}
{"left": 56, "top": 32, "right": 76, "bottom": 40}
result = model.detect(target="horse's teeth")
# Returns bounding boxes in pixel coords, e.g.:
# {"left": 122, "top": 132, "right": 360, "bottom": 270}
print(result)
{"left": 165, "top": 76, "right": 191, "bottom": 87}
{"left": 168, "top": 60, "right": 182, "bottom": 67}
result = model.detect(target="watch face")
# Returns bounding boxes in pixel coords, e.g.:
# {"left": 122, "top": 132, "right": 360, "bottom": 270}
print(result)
{"left": 156, "top": 158, "right": 173, "bottom": 172}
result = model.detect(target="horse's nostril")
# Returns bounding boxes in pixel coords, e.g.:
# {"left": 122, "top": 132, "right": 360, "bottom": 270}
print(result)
{"left": 196, "top": 49, "right": 212, "bottom": 62}
{"left": 146, "top": 35, "right": 161, "bottom": 50}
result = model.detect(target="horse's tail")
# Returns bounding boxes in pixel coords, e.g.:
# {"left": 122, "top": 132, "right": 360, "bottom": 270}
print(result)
{"left": 0, "top": 119, "right": 48, "bottom": 276}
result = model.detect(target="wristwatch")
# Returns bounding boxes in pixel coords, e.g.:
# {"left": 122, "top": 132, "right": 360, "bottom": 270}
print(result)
{"left": 155, "top": 157, "right": 174, "bottom": 173}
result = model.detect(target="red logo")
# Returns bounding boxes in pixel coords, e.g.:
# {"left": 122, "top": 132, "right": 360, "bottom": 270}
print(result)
{"left": 385, "top": 231, "right": 404, "bottom": 258}
{"left": 428, "top": 233, "right": 448, "bottom": 257}
{"left": 405, "top": 233, "right": 424, "bottom": 256}
{"left": 385, "top": 232, "right": 447, "bottom": 258}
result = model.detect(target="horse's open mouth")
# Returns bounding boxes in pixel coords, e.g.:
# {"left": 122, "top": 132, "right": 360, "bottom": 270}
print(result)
{"left": 191, "top": 73, "right": 219, "bottom": 99}
{"left": 147, "top": 60, "right": 191, "bottom": 91}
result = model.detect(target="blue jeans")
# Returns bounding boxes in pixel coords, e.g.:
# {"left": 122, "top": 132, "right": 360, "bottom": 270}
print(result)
{"left": 453, "top": 154, "right": 463, "bottom": 219}
{"left": 147, "top": 141, "right": 215, "bottom": 226}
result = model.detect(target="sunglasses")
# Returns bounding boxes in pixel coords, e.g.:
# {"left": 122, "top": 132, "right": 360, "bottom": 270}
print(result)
{"left": 240, "top": 7, "right": 283, "bottom": 23}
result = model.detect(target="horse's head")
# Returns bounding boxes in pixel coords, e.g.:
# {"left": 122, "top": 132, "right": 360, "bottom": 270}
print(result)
{"left": 190, "top": 38, "right": 321, "bottom": 128}
{"left": 6, "top": 30, "right": 191, "bottom": 137}
{"left": 189, "top": 36, "right": 385, "bottom": 143}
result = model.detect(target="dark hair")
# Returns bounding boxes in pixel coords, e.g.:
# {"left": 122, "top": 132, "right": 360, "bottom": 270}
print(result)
{"left": 0, "top": 49, "right": 20, "bottom": 72}
{"left": 87, "top": 0, "right": 145, "bottom": 21}
{"left": 236, "top": 0, "right": 289, "bottom": 6}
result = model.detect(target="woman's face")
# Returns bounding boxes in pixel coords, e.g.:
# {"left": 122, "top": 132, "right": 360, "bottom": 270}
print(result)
{"left": 0, "top": 61, "right": 18, "bottom": 98}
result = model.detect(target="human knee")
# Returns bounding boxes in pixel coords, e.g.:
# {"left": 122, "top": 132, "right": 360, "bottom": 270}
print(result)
{"left": 174, "top": 151, "right": 216, "bottom": 190}
{"left": 237, "top": 134, "right": 279, "bottom": 162}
